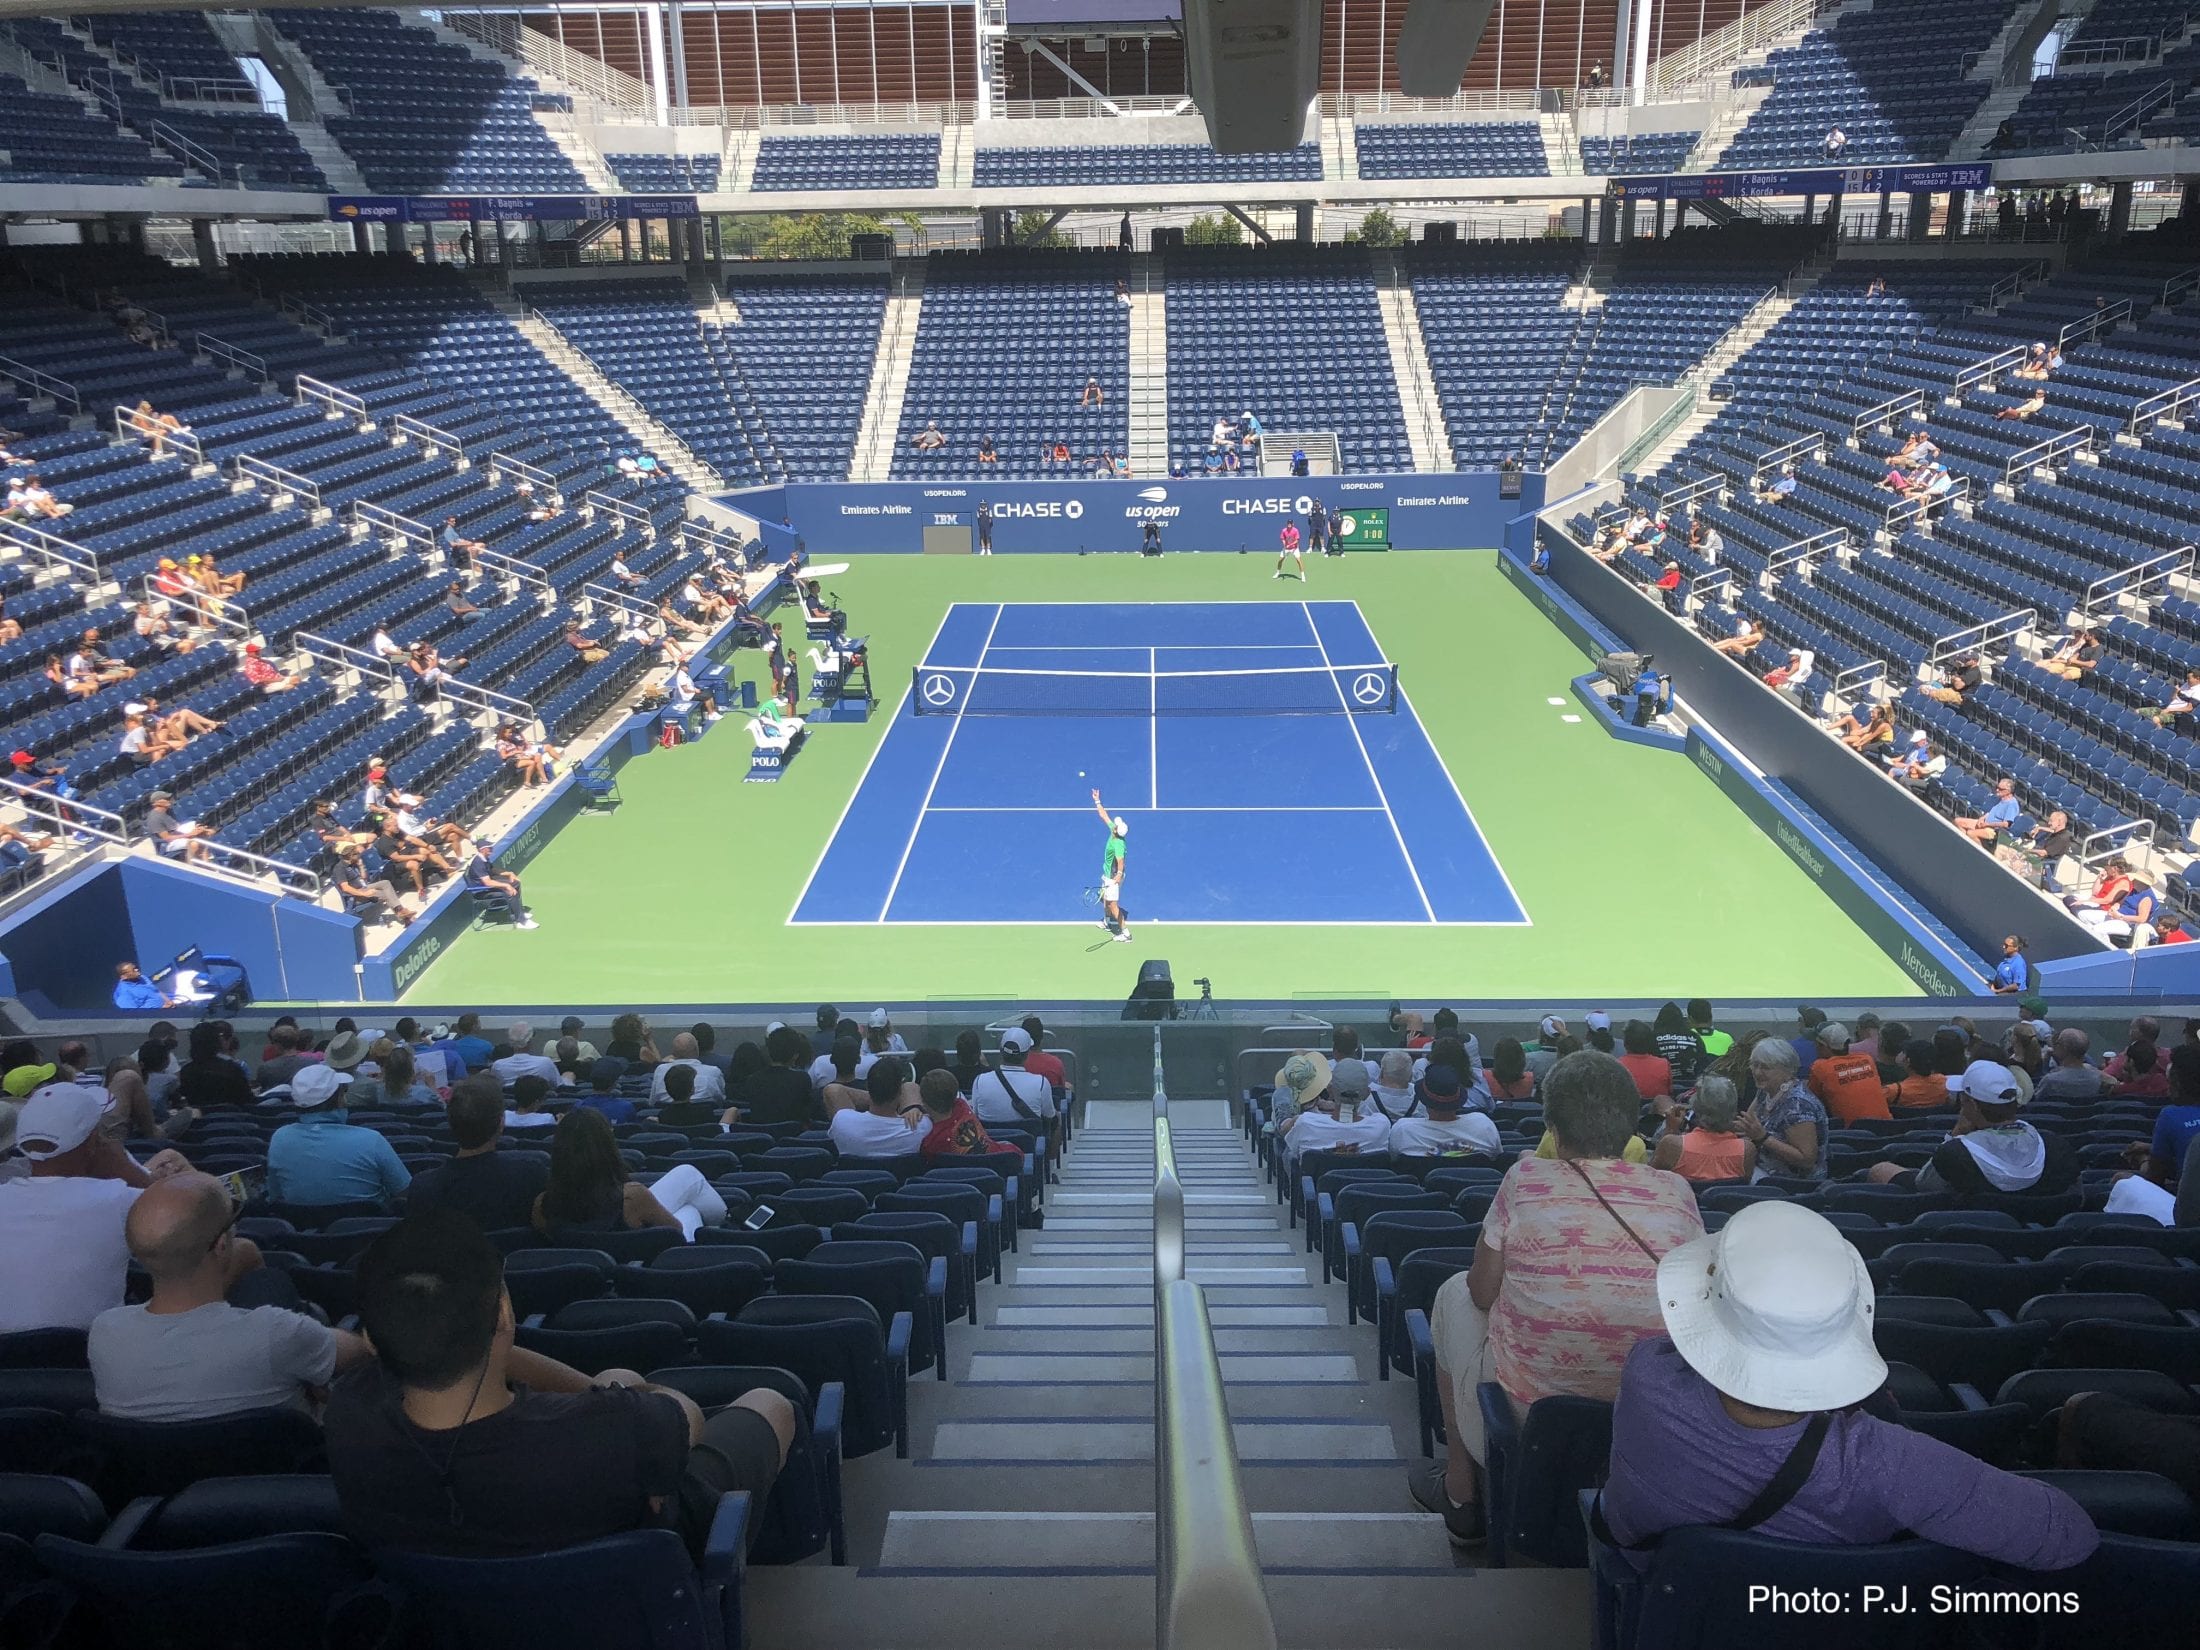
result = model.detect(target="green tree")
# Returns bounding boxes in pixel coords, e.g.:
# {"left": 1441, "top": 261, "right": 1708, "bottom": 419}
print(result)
{"left": 728, "top": 212, "right": 893, "bottom": 261}
{"left": 1183, "top": 212, "right": 1244, "bottom": 246}
{"left": 1356, "top": 208, "right": 1405, "bottom": 247}
{"left": 1013, "top": 209, "right": 1069, "bottom": 248}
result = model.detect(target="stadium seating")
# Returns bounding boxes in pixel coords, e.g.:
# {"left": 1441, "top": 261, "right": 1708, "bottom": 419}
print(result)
{"left": 270, "top": 8, "right": 586, "bottom": 194}
{"left": 0, "top": 53, "right": 187, "bottom": 185}
{"left": 2004, "top": 38, "right": 2200, "bottom": 153}
{"left": 1718, "top": 0, "right": 2023, "bottom": 168}
{"left": 973, "top": 142, "right": 1321, "bottom": 186}
{"left": 1164, "top": 246, "right": 1410, "bottom": 474}
{"left": 751, "top": 133, "right": 938, "bottom": 191}
{"left": 713, "top": 272, "right": 888, "bottom": 482}
{"left": 604, "top": 152, "right": 723, "bottom": 192}
{"left": 1578, "top": 130, "right": 1700, "bottom": 174}
{"left": 892, "top": 252, "right": 1130, "bottom": 481}
{"left": 1353, "top": 121, "right": 1550, "bottom": 179}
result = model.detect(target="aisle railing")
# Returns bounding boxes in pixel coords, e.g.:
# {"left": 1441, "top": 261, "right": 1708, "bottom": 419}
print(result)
{"left": 1153, "top": 1029, "right": 1275, "bottom": 1650}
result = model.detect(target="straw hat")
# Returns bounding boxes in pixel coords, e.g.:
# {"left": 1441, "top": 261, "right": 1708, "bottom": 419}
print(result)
{"left": 1657, "top": 1201, "right": 1884, "bottom": 1412}
{"left": 1272, "top": 1052, "right": 1333, "bottom": 1110}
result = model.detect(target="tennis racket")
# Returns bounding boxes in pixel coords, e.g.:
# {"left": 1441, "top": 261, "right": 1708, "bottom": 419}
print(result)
{"left": 1081, "top": 886, "right": 1103, "bottom": 907}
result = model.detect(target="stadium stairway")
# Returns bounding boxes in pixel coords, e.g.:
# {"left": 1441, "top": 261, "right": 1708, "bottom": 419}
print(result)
{"left": 745, "top": 1112, "right": 1585, "bottom": 1648}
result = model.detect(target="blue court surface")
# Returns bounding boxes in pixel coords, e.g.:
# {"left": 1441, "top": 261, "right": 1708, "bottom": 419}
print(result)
{"left": 791, "top": 601, "right": 1528, "bottom": 927}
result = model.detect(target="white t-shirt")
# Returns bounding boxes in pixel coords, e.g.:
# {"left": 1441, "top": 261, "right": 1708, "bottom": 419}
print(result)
{"left": 971, "top": 1065, "right": 1054, "bottom": 1123}
{"left": 2102, "top": 1173, "right": 2176, "bottom": 1226}
{"left": 828, "top": 1108, "right": 930, "bottom": 1157}
{"left": 0, "top": 1176, "right": 142, "bottom": 1332}
{"left": 650, "top": 1058, "right": 727, "bottom": 1105}
{"left": 90, "top": 1300, "right": 339, "bottom": 1421}
{"left": 808, "top": 1050, "right": 878, "bottom": 1092}
{"left": 491, "top": 1051, "right": 563, "bottom": 1088}
{"left": 503, "top": 1111, "right": 558, "bottom": 1131}
{"left": 1286, "top": 1113, "right": 1392, "bottom": 1161}
{"left": 1389, "top": 1113, "right": 1503, "bottom": 1158}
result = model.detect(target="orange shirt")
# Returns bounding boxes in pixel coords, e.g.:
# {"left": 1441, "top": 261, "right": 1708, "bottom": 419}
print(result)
{"left": 1808, "top": 1053, "right": 1891, "bottom": 1122}
{"left": 1884, "top": 1074, "right": 1949, "bottom": 1110}
{"left": 1673, "top": 1129, "right": 1748, "bottom": 1184}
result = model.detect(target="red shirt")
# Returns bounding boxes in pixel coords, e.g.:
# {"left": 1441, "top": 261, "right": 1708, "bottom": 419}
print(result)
{"left": 1617, "top": 1052, "right": 1672, "bottom": 1101}
{"left": 2160, "top": 928, "right": 2195, "bottom": 945}
{"left": 1024, "top": 1048, "right": 1066, "bottom": 1090}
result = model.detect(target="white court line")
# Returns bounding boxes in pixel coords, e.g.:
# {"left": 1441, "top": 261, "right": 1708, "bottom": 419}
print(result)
{"left": 782, "top": 603, "right": 955, "bottom": 926}
{"left": 923, "top": 805, "right": 1388, "bottom": 814}
{"left": 876, "top": 602, "right": 1004, "bottom": 923}
{"left": 985, "top": 644, "right": 1325, "bottom": 653}
{"left": 1149, "top": 646, "right": 1158, "bottom": 811}
{"left": 1302, "top": 600, "right": 1435, "bottom": 924}
{"left": 1394, "top": 680, "right": 1534, "bottom": 928}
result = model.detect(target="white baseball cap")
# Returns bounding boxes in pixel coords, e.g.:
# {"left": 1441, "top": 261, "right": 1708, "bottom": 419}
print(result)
{"left": 1538, "top": 1015, "right": 1566, "bottom": 1039}
{"left": 291, "top": 1062, "right": 354, "bottom": 1110}
{"left": 999, "top": 1028, "right": 1034, "bottom": 1056}
{"left": 868, "top": 1007, "right": 892, "bottom": 1029}
{"left": 1658, "top": 1201, "right": 1884, "bottom": 1412}
{"left": 14, "top": 1083, "right": 104, "bottom": 1160}
{"left": 1585, "top": 1011, "right": 1612, "bottom": 1033}
{"left": 1950, "top": 1059, "right": 2022, "bottom": 1104}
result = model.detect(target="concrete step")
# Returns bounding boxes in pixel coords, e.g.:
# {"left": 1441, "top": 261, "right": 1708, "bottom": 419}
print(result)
{"left": 876, "top": 1509, "right": 1461, "bottom": 1573}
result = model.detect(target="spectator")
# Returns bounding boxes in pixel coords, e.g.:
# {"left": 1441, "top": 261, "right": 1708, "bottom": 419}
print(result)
{"left": 1883, "top": 1039, "right": 1950, "bottom": 1111}
{"left": 174, "top": 1021, "right": 252, "bottom": 1112}
{"left": 464, "top": 843, "right": 535, "bottom": 929}
{"left": 971, "top": 1028, "right": 1054, "bottom": 1126}
{"left": 439, "top": 517, "right": 486, "bottom": 572}
{"left": 1080, "top": 377, "right": 1104, "bottom": 410}
{"left": 1823, "top": 125, "right": 1847, "bottom": 157}
{"left": 1647, "top": 1003, "right": 1705, "bottom": 1092}
{"left": 533, "top": 1107, "right": 725, "bottom": 1240}
{"left": 1889, "top": 736, "right": 1947, "bottom": 788}
{"left": 632, "top": 1032, "right": 720, "bottom": 1106}
{"left": 352, "top": 1042, "right": 437, "bottom": 1111}
{"left": 238, "top": 640, "right": 301, "bottom": 692}
{"left": 0, "top": 1085, "right": 200, "bottom": 1332}
{"left": 268, "top": 1064, "right": 411, "bottom": 1209}
{"left": 1388, "top": 1067, "right": 1499, "bottom": 1159}
{"left": 91, "top": 1170, "right": 368, "bottom": 1420}
{"left": 2101, "top": 1017, "right": 2161, "bottom": 1085}
{"left": 2150, "top": 669, "right": 2200, "bottom": 730}
{"left": 502, "top": 1075, "right": 557, "bottom": 1134}
{"left": 1649, "top": 1074, "right": 1753, "bottom": 1185}
{"left": 446, "top": 581, "right": 483, "bottom": 624}
{"left": 1739, "top": 1036, "right": 1828, "bottom": 1180}
{"left": 1806, "top": 1022, "right": 1890, "bottom": 1123}
{"left": 2039, "top": 624, "right": 2101, "bottom": 682}
{"left": 1615, "top": 1021, "right": 1672, "bottom": 1103}
{"left": 491, "top": 1024, "right": 561, "bottom": 1088}
{"left": 253, "top": 1023, "right": 318, "bottom": 1092}
{"left": 4, "top": 472, "right": 71, "bottom": 520}
{"left": 1017, "top": 1016, "right": 1064, "bottom": 1091}
{"left": 1586, "top": 59, "right": 1605, "bottom": 89}
{"left": 1408, "top": 1052, "right": 1705, "bottom": 1544}
{"left": 917, "top": 1067, "right": 1017, "bottom": 1157}
{"left": 1602, "top": 1201, "right": 2095, "bottom": 1565}
{"left": 2141, "top": 1045, "right": 2200, "bottom": 1183}
{"left": 1996, "top": 387, "right": 2047, "bottom": 421}
{"left": 1484, "top": 1040, "right": 1535, "bottom": 1102}
{"left": 545, "top": 1016, "right": 600, "bottom": 1063}
{"left": 827, "top": 1056, "right": 929, "bottom": 1156}
{"left": 912, "top": 421, "right": 947, "bottom": 451}
{"left": 1763, "top": 646, "right": 1813, "bottom": 700}
{"left": 2111, "top": 1040, "right": 2168, "bottom": 1100}
{"left": 407, "top": 1076, "right": 550, "bottom": 1231}
{"left": 579, "top": 1056, "right": 638, "bottom": 1126}
{"left": 976, "top": 435, "right": 997, "bottom": 467}
{"left": 1752, "top": 463, "right": 1797, "bottom": 504}
{"left": 734, "top": 1027, "right": 822, "bottom": 1127}
{"left": 1523, "top": 1017, "right": 1568, "bottom": 1083}
{"left": 324, "top": 1211, "right": 791, "bottom": 1560}
{"left": 112, "top": 961, "right": 170, "bottom": 1012}
{"left": 1865, "top": 1060, "right": 2077, "bottom": 1198}
{"left": 336, "top": 845, "right": 420, "bottom": 927}
{"left": 1362, "top": 1049, "right": 1417, "bottom": 1119}
{"left": 1786, "top": 1006, "right": 1829, "bottom": 1074}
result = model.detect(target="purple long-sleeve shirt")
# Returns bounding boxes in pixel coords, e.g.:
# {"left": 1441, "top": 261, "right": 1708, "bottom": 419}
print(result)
{"left": 1602, "top": 1339, "right": 2098, "bottom": 1570}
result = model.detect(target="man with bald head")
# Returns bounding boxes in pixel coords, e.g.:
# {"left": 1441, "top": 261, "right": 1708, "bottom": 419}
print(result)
{"left": 89, "top": 1170, "right": 370, "bottom": 1421}
{"left": 649, "top": 1031, "right": 726, "bottom": 1105}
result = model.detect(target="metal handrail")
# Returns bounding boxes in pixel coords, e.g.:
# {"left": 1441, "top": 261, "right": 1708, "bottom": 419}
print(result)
{"left": 676, "top": 516, "right": 751, "bottom": 564}
{"left": 1153, "top": 1027, "right": 1274, "bottom": 1650}
{"left": 2128, "top": 376, "right": 2200, "bottom": 434}
{"left": 297, "top": 374, "right": 367, "bottom": 422}
{"left": 350, "top": 499, "right": 436, "bottom": 556}
{"left": 471, "top": 544, "right": 554, "bottom": 601}
{"left": 231, "top": 453, "right": 322, "bottom": 509}
{"left": 295, "top": 631, "right": 398, "bottom": 689}
{"left": 136, "top": 574, "right": 249, "bottom": 641}
{"left": 278, "top": 293, "right": 339, "bottom": 335}
{"left": 1930, "top": 607, "right": 2033, "bottom": 666}
{"left": 488, "top": 451, "right": 557, "bottom": 493}
{"left": 1955, "top": 344, "right": 2028, "bottom": 395}
{"left": 193, "top": 334, "right": 268, "bottom": 381}
{"left": 2163, "top": 267, "right": 2200, "bottom": 308}
{"left": 1768, "top": 526, "right": 1847, "bottom": 578}
{"left": 0, "top": 771, "right": 128, "bottom": 848}
{"left": 2004, "top": 424, "right": 2095, "bottom": 484}
{"left": 1887, "top": 477, "right": 1966, "bottom": 537}
{"left": 583, "top": 579, "right": 661, "bottom": 630}
{"left": 393, "top": 414, "right": 466, "bottom": 461}
{"left": 189, "top": 835, "right": 323, "bottom": 898}
{"left": 1685, "top": 567, "right": 1734, "bottom": 606}
{"left": 1657, "top": 472, "right": 1724, "bottom": 514}
{"left": 2085, "top": 545, "right": 2196, "bottom": 614}
{"left": 0, "top": 351, "right": 82, "bottom": 412}
{"left": 1833, "top": 658, "right": 1887, "bottom": 697}
{"left": 111, "top": 403, "right": 202, "bottom": 465}
{"left": 2062, "top": 301, "right": 2130, "bottom": 349}
{"left": 1850, "top": 389, "right": 1923, "bottom": 438}
{"left": 1752, "top": 433, "right": 1821, "bottom": 480}
{"left": 584, "top": 490, "right": 655, "bottom": 537}
{"left": 0, "top": 516, "right": 99, "bottom": 581}
{"left": 148, "top": 119, "right": 231, "bottom": 186}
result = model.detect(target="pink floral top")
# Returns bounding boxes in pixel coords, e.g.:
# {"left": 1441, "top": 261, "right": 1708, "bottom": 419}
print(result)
{"left": 1482, "top": 1156, "right": 1705, "bottom": 1407}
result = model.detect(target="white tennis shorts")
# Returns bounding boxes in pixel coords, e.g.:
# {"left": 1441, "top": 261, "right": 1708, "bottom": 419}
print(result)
{"left": 1100, "top": 878, "right": 1121, "bottom": 902}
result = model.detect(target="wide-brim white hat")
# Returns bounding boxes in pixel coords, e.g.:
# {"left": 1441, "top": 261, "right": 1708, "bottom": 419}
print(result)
{"left": 1657, "top": 1201, "right": 1885, "bottom": 1412}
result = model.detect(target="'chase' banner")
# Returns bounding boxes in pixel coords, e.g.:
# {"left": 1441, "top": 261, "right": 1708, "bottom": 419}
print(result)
{"left": 1607, "top": 161, "right": 1992, "bottom": 201}
{"left": 329, "top": 194, "right": 702, "bottom": 223}
{"left": 736, "top": 473, "right": 1544, "bottom": 554}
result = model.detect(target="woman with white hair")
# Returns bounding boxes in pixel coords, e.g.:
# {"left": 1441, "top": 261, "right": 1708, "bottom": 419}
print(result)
{"left": 1650, "top": 1075, "right": 1753, "bottom": 1185}
{"left": 1736, "top": 1036, "right": 1827, "bottom": 1179}
{"left": 1408, "top": 1051, "right": 1703, "bottom": 1545}
{"left": 1599, "top": 1201, "right": 2096, "bottom": 1565}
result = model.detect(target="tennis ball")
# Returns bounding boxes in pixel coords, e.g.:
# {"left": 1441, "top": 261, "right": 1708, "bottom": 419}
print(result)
{"left": 1078, "top": 770, "right": 1086, "bottom": 777}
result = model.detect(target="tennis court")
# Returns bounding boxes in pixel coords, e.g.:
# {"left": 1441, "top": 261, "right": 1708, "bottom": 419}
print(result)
{"left": 792, "top": 600, "right": 1528, "bottom": 927}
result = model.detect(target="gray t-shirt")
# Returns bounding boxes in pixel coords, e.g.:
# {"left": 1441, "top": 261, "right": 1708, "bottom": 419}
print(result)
{"left": 2031, "top": 1065, "right": 2106, "bottom": 1101}
{"left": 89, "top": 1301, "right": 339, "bottom": 1422}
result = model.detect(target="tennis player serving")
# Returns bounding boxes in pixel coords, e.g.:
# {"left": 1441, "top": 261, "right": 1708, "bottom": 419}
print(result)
{"left": 1090, "top": 789, "right": 1131, "bottom": 942}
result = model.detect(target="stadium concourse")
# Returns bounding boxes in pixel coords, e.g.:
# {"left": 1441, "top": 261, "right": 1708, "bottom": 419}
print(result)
{"left": 7, "top": 0, "right": 2200, "bottom": 1644}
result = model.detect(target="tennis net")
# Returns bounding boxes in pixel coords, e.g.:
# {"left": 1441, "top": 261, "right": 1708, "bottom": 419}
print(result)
{"left": 910, "top": 662, "right": 1398, "bottom": 717}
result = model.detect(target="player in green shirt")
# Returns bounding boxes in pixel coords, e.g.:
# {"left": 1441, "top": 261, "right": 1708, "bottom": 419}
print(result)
{"left": 1090, "top": 789, "right": 1130, "bottom": 942}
